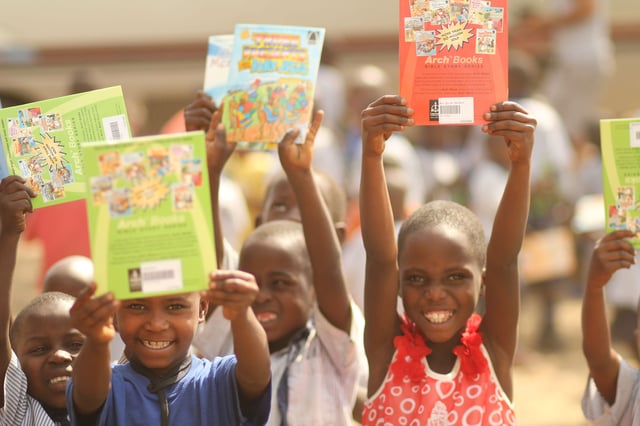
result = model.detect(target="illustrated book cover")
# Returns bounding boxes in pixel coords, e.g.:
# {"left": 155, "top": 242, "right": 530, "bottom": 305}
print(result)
{"left": 399, "top": 0, "right": 508, "bottom": 125}
{"left": 219, "top": 24, "right": 325, "bottom": 145}
{"left": 601, "top": 117, "right": 640, "bottom": 248}
{"left": 82, "top": 131, "right": 216, "bottom": 299}
{"left": 0, "top": 86, "right": 130, "bottom": 207}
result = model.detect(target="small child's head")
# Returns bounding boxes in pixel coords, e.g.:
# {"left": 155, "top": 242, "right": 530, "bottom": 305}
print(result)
{"left": 9, "top": 291, "right": 82, "bottom": 409}
{"left": 115, "top": 292, "right": 208, "bottom": 376}
{"left": 397, "top": 200, "right": 486, "bottom": 343}
{"left": 42, "top": 255, "right": 94, "bottom": 298}
{"left": 256, "top": 169, "right": 347, "bottom": 242}
{"left": 239, "top": 220, "right": 314, "bottom": 352}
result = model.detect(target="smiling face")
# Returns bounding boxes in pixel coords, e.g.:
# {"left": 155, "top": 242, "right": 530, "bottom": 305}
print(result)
{"left": 239, "top": 224, "right": 314, "bottom": 353}
{"left": 12, "top": 299, "right": 84, "bottom": 409}
{"left": 399, "top": 225, "right": 483, "bottom": 345}
{"left": 116, "top": 293, "right": 207, "bottom": 377}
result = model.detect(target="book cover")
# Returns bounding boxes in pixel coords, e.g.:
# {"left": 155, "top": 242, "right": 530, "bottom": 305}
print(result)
{"left": 82, "top": 131, "right": 216, "bottom": 299}
{"left": 399, "top": 0, "right": 508, "bottom": 125}
{"left": 221, "top": 24, "right": 325, "bottom": 144}
{"left": 203, "top": 34, "right": 234, "bottom": 104}
{"left": 0, "top": 86, "right": 130, "bottom": 207}
{"left": 601, "top": 117, "right": 640, "bottom": 248}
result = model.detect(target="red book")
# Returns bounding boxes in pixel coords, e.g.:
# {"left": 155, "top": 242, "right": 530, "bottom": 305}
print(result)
{"left": 399, "top": 0, "right": 508, "bottom": 125}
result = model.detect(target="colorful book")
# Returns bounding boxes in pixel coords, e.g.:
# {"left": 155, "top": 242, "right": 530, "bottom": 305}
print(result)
{"left": 601, "top": 117, "right": 640, "bottom": 247}
{"left": 399, "top": 0, "right": 508, "bottom": 125}
{"left": 81, "top": 131, "right": 216, "bottom": 299}
{"left": 203, "top": 34, "right": 234, "bottom": 104}
{"left": 0, "top": 86, "right": 130, "bottom": 207}
{"left": 220, "top": 24, "right": 325, "bottom": 144}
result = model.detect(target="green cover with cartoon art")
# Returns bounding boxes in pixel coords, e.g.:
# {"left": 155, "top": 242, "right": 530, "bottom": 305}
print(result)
{"left": 601, "top": 117, "right": 640, "bottom": 248}
{"left": 81, "top": 131, "right": 216, "bottom": 299}
{"left": 0, "top": 86, "right": 130, "bottom": 208}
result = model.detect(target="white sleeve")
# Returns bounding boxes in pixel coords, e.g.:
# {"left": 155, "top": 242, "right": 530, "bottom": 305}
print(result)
{"left": 582, "top": 357, "right": 640, "bottom": 425}
{"left": 1, "top": 351, "right": 28, "bottom": 425}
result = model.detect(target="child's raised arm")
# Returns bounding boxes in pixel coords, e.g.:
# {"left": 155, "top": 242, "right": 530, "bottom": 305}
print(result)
{"left": 69, "top": 284, "right": 119, "bottom": 416}
{"left": 481, "top": 101, "right": 535, "bottom": 398}
{"left": 359, "top": 95, "right": 413, "bottom": 393}
{"left": 205, "top": 270, "right": 270, "bottom": 401}
{"left": 277, "top": 111, "right": 351, "bottom": 332}
{"left": 0, "top": 176, "right": 34, "bottom": 407}
{"left": 582, "top": 230, "right": 636, "bottom": 405}
{"left": 204, "top": 106, "right": 234, "bottom": 268}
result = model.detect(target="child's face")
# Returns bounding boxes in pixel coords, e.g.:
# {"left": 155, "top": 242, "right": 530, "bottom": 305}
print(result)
{"left": 12, "top": 300, "right": 84, "bottom": 409}
{"left": 399, "top": 225, "right": 483, "bottom": 344}
{"left": 260, "top": 178, "right": 300, "bottom": 224}
{"left": 117, "top": 293, "right": 207, "bottom": 376}
{"left": 240, "top": 237, "right": 314, "bottom": 353}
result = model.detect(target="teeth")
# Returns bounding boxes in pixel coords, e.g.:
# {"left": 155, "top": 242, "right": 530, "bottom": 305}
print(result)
{"left": 143, "top": 340, "right": 171, "bottom": 349}
{"left": 49, "top": 376, "right": 70, "bottom": 385}
{"left": 256, "top": 312, "right": 277, "bottom": 323}
{"left": 424, "top": 311, "right": 453, "bottom": 324}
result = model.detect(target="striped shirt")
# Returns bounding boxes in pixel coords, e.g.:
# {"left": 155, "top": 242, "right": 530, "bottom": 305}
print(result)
{"left": 0, "top": 350, "right": 59, "bottom": 426}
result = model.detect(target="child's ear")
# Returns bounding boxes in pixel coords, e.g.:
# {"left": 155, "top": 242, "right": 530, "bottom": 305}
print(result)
{"left": 198, "top": 298, "right": 209, "bottom": 323}
{"left": 334, "top": 221, "right": 347, "bottom": 245}
{"left": 254, "top": 214, "right": 263, "bottom": 228}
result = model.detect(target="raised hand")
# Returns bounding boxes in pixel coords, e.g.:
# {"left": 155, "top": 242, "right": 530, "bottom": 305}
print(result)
{"left": 184, "top": 91, "right": 217, "bottom": 132}
{"left": 69, "top": 283, "right": 119, "bottom": 344}
{"left": 588, "top": 230, "right": 637, "bottom": 289}
{"left": 482, "top": 101, "right": 536, "bottom": 166}
{"left": 361, "top": 95, "right": 414, "bottom": 156}
{"left": 277, "top": 110, "right": 324, "bottom": 174}
{"left": 203, "top": 270, "right": 259, "bottom": 321}
{"left": 205, "top": 106, "right": 235, "bottom": 176}
{"left": 0, "top": 175, "right": 35, "bottom": 236}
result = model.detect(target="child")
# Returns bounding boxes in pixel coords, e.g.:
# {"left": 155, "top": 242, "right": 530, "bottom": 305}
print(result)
{"left": 359, "top": 96, "right": 535, "bottom": 424}
{"left": 581, "top": 229, "right": 640, "bottom": 424}
{"left": 66, "top": 271, "right": 271, "bottom": 423}
{"left": 41, "top": 255, "right": 126, "bottom": 364}
{"left": 217, "top": 111, "right": 360, "bottom": 425}
{"left": 0, "top": 175, "right": 84, "bottom": 425}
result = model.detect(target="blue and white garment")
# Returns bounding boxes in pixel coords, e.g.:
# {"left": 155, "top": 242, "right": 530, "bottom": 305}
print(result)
{"left": 0, "top": 351, "right": 61, "bottom": 426}
{"left": 67, "top": 354, "right": 270, "bottom": 426}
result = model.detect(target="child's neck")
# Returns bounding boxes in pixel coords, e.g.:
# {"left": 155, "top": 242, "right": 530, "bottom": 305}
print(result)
{"left": 426, "top": 338, "right": 460, "bottom": 374}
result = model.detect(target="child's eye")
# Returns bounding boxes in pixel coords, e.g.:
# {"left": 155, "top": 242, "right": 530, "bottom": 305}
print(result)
{"left": 447, "top": 273, "right": 467, "bottom": 282}
{"left": 271, "top": 279, "right": 291, "bottom": 290}
{"left": 167, "top": 304, "right": 186, "bottom": 311}
{"left": 271, "top": 202, "right": 288, "bottom": 213}
{"left": 28, "top": 346, "right": 49, "bottom": 355}
{"left": 126, "top": 303, "right": 146, "bottom": 311}
{"left": 405, "top": 275, "right": 426, "bottom": 286}
{"left": 67, "top": 341, "right": 84, "bottom": 353}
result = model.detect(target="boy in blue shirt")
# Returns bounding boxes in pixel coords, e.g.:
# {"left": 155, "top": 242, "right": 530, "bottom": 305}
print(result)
{"left": 66, "top": 260, "right": 271, "bottom": 425}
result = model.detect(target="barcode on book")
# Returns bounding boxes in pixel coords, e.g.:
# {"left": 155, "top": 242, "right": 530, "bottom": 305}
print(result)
{"left": 141, "top": 259, "right": 183, "bottom": 293}
{"left": 102, "top": 115, "right": 130, "bottom": 142}
{"left": 630, "top": 122, "right": 640, "bottom": 148}
{"left": 438, "top": 97, "right": 474, "bottom": 124}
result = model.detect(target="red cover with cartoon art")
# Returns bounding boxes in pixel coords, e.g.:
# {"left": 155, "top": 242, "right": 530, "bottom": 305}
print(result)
{"left": 400, "top": 0, "right": 508, "bottom": 125}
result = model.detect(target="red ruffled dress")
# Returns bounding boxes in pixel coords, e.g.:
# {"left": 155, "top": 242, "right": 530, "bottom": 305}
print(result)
{"left": 362, "top": 314, "right": 515, "bottom": 425}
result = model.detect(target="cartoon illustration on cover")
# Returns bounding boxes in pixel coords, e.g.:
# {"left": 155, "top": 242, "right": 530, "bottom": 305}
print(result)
{"left": 221, "top": 24, "right": 325, "bottom": 145}
{"left": 90, "top": 141, "right": 200, "bottom": 217}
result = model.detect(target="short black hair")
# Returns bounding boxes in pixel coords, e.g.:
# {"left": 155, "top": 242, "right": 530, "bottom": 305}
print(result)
{"left": 241, "top": 219, "right": 312, "bottom": 277}
{"left": 397, "top": 200, "right": 486, "bottom": 266}
{"left": 9, "top": 292, "right": 76, "bottom": 346}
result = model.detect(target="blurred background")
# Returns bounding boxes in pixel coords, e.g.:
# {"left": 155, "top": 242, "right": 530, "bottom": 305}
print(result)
{"left": 2, "top": 0, "right": 640, "bottom": 424}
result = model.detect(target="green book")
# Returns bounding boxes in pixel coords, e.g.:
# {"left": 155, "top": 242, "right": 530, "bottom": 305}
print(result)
{"left": 0, "top": 86, "right": 130, "bottom": 208}
{"left": 601, "top": 117, "right": 640, "bottom": 247}
{"left": 81, "top": 131, "right": 216, "bottom": 299}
